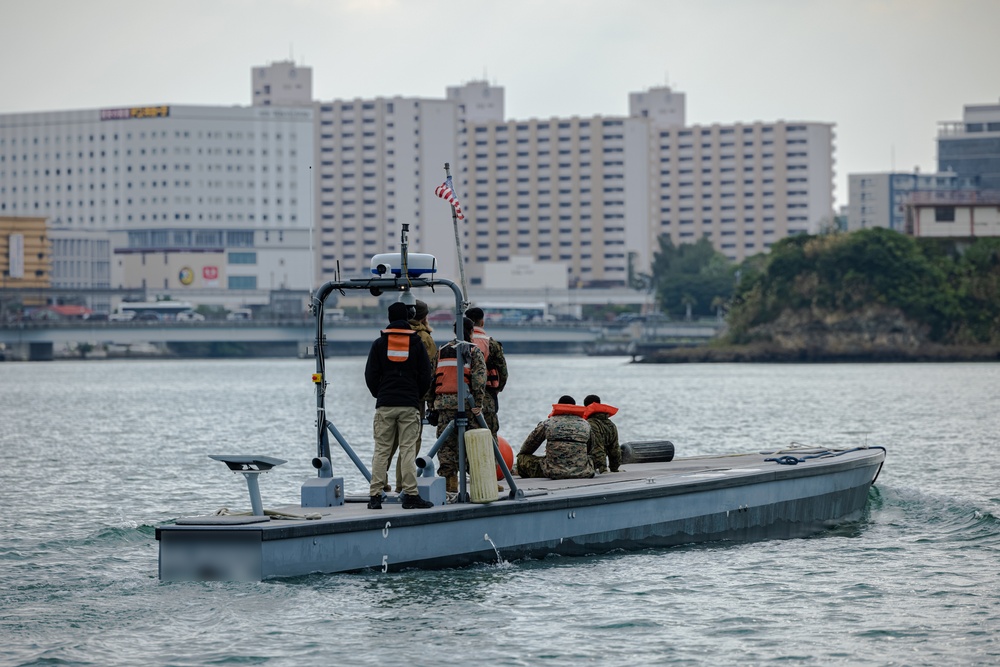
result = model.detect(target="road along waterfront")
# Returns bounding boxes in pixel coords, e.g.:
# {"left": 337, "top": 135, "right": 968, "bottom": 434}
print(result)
{"left": 0, "top": 318, "right": 722, "bottom": 360}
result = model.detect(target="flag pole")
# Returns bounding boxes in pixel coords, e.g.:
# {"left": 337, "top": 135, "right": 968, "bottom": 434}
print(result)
{"left": 444, "top": 162, "right": 470, "bottom": 306}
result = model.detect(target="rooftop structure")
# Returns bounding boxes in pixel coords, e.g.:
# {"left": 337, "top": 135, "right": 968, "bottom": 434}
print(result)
{"left": 252, "top": 61, "right": 313, "bottom": 107}
{"left": 904, "top": 189, "right": 1000, "bottom": 238}
{"left": 938, "top": 99, "right": 1000, "bottom": 191}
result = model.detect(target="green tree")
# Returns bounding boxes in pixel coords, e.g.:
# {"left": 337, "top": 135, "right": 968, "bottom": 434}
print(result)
{"left": 725, "top": 228, "right": 999, "bottom": 344}
{"left": 649, "top": 236, "right": 736, "bottom": 319}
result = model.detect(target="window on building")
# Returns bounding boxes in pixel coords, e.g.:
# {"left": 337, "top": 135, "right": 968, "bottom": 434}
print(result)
{"left": 228, "top": 275, "right": 257, "bottom": 289}
{"left": 229, "top": 252, "right": 257, "bottom": 265}
{"left": 934, "top": 206, "right": 955, "bottom": 222}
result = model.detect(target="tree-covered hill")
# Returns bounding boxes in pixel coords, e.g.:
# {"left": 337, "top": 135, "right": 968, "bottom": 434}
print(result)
{"left": 647, "top": 228, "right": 1000, "bottom": 361}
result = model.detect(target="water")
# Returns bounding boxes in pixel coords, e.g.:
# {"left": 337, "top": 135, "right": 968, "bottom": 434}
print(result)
{"left": 1, "top": 357, "right": 999, "bottom": 666}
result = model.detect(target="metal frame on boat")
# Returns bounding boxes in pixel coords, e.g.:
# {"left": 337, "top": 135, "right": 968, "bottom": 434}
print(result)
{"left": 156, "top": 226, "right": 886, "bottom": 581}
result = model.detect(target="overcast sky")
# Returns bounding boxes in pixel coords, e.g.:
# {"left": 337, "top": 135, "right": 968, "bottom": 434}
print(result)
{"left": 2, "top": 0, "right": 998, "bottom": 208}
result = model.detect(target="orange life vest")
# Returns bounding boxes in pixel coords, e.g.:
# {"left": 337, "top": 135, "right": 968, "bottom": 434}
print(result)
{"left": 381, "top": 327, "right": 415, "bottom": 363}
{"left": 548, "top": 403, "right": 588, "bottom": 418}
{"left": 472, "top": 328, "right": 490, "bottom": 360}
{"left": 584, "top": 403, "right": 619, "bottom": 418}
{"left": 434, "top": 344, "right": 470, "bottom": 394}
{"left": 472, "top": 326, "right": 501, "bottom": 391}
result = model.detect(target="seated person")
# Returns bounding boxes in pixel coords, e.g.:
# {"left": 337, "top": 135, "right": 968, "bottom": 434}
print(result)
{"left": 516, "top": 395, "right": 595, "bottom": 479}
{"left": 584, "top": 394, "right": 622, "bottom": 473}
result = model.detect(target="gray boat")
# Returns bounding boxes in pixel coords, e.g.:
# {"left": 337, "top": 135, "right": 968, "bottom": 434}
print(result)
{"left": 156, "top": 229, "right": 886, "bottom": 581}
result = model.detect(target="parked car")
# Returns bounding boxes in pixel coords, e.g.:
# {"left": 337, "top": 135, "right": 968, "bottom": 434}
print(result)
{"left": 84, "top": 312, "right": 109, "bottom": 321}
{"left": 109, "top": 311, "right": 136, "bottom": 322}
{"left": 176, "top": 310, "right": 206, "bottom": 321}
{"left": 427, "top": 309, "right": 455, "bottom": 323}
{"left": 226, "top": 308, "right": 253, "bottom": 321}
{"left": 134, "top": 311, "right": 161, "bottom": 322}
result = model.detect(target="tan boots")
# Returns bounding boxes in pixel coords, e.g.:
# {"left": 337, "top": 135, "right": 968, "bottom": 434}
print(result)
{"left": 445, "top": 475, "right": 458, "bottom": 493}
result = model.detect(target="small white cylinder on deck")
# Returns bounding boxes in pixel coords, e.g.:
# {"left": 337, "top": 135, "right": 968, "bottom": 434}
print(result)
{"left": 465, "top": 428, "right": 498, "bottom": 504}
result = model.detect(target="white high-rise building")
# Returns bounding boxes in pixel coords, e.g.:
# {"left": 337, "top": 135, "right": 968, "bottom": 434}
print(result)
{"left": 0, "top": 104, "right": 316, "bottom": 305}
{"left": 309, "top": 81, "right": 503, "bottom": 285}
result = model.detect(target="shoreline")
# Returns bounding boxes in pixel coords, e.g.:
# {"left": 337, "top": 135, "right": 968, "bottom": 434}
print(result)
{"left": 637, "top": 342, "right": 1000, "bottom": 363}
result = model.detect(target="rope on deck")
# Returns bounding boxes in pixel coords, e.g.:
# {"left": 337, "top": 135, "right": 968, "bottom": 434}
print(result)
{"left": 213, "top": 507, "right": 322, "bottom": 520}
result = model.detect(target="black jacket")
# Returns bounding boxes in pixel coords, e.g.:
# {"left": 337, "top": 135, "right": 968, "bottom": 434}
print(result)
{"left": 364, "top": 319, "right": 432, "bottom": 409}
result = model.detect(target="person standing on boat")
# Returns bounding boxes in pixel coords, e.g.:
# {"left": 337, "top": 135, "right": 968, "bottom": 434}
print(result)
{"left": 428, "top": 316, "right": 486, "bottom": 494}
{"left": 583, "top": 394, "right": 622, "bottom": 474}
{"left": 465, "top": 306, "right": 508, "bottom": 442}
{"left": 516, "top": 395, "right": 595, "bottom": 479}
{"left": 364, "top": 301, "right": 434, "bottom": 510}
{"left": 382, "top": 299, "right": 438, "bottom": 493}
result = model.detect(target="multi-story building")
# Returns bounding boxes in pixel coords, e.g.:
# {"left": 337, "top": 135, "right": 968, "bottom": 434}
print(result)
{"left": 904, "top": 189, "right": 1000, "bottom": 239}
{"left": 847, "top": 171, "right": 973, "bottom": 232}
{"left": 0, "top": 216, "right": 50, "bottom": 310}
{"left": 459, "top": 114, "right": 651, "bottom": 288}
{"left": 648, "top": 118, "right": 834, "bottom": 265}
{"left": 938, "top": 99, "right": 1000, "bottom": 191}
{"left": 254, "top": 64, "right": 835, "bottom": 291}
{"left": 0, "top": 104, "right": 316, "bottom": 307}
{"left": 252, "top": 62, "right": 510, "bottom": 285}
{"left": 459, "top": 88, "right": 835, "bottom": 287}
{"left": 1, "top": 64, "right": 837, "bottom": 304}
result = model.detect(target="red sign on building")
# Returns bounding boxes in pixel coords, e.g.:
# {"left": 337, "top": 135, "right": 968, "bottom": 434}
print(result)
{"left": 203, "top": 266, "right": 219, "bottom": 280}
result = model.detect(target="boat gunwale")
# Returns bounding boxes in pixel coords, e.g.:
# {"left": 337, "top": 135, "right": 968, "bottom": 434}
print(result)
{"left": 155, "top": 448, "right": 885, "bottom": 542}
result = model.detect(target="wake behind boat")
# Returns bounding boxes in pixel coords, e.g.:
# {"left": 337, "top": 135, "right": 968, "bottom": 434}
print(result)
{"left": 156, "top": 227, "right": 886, "bottom": 581}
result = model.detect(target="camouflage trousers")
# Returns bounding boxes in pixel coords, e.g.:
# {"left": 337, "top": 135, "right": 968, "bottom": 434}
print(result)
{"left": 481, "top": 410, "right": 499, "bottom": 439}
{"left": 516, "top": 453, "right": 546, "bottom": 479}
{"left": 588, "top": 440, "right": 608, "bottom": 474}
{"left": 482, "top": 391, "right": 499, "bottom": 438}
{"left": 435, "top": 409, "right": 463, "bottom": 479}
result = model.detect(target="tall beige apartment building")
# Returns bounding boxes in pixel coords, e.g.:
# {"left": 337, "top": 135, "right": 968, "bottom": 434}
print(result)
{"left": 459, "top": 90, "right": 834, "bottom": 288}
{"left": 254, "top": 62, "right": 835, "bottom": 292}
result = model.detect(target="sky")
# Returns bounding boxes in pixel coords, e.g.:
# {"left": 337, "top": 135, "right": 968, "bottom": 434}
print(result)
{"left": 2, "top": 0, "right": 998, "bottom": 209}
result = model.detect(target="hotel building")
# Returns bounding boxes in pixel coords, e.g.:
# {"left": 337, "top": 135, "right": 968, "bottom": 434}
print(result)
{"left": 0, "top": 103, "right": 316, "bottom": 307}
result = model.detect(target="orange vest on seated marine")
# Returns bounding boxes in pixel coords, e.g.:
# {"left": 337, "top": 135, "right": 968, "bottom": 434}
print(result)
{"left": 584, "top": 403, "right": 619, "bottom": 418}
{"left": 548, "top": 403, "right": 587, "bottom": 418}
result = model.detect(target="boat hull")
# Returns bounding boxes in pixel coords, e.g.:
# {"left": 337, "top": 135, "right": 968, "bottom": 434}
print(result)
{"left": 157, "top": 448, "right": 884, "bottom": 581}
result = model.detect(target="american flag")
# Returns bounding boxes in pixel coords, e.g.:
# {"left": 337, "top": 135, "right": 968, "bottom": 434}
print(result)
{"left": 434, "top": 177, "right": 465, "bottom": 220}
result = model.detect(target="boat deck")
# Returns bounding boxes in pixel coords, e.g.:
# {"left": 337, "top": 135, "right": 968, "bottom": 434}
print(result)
{"left": 171, "top": 448, "right": 870, "bottom": 527}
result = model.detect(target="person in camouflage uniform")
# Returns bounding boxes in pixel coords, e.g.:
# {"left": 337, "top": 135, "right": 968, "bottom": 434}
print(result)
{"left": 466, "top": 307, "right": 508, "bottom": 440}
{"left": 428, "top": 317, "right": 486, "bottom": 492}
{"left": 583, "top": 394, "right": 621, "bottom": 473}
{"left": 516, "top": 395, "right": 595, "bottom": 479}
{"left": 384, "top": 299, "right": 439, "bottom": 492}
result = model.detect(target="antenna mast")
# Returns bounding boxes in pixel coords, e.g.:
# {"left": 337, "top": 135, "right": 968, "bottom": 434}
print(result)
{"left": 444, "top": 163, "right": 469, "bottom": 304}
